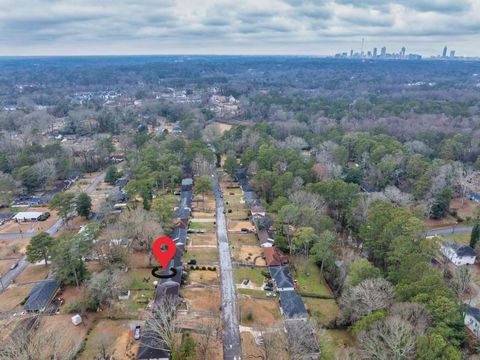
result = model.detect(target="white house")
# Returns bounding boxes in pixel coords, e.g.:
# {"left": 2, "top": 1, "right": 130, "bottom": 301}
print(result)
{"left": 440, "top": 242, "right": 476, "bottom": 266}
{"left": 465, "top": 305, "right": 480, "bottom": 338}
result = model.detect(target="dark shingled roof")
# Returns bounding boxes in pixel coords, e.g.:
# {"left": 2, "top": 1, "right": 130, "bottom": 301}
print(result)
{"left": 154, "top": 280, "right": 180, "bottom": 303}
{"left": 446, "top": 242, "right": 476, "bottom": 257}
{"left": 138, "top": 322, "right": 170, "bottom": 360}
{"left": 269, "top": 265, "right": 294, "bottom": 290}
{"left": 24, "top": 280, "right": 60, "bottom": 312}
{"left": 279, "top": 290, "right": 308, "bottom": 318}
{"left": 466, "top": 304, "right": 480, "bottom": 322}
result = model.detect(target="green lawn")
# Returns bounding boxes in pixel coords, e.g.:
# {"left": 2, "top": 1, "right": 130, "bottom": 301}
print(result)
{"left": 184, "top": 248, "right": 219, "bottom": 263}
{"left": 303, "top": 297, "right": 339, "bottom": 326}
{"left": 188, "top": 221, "right": 215, "bottom": 231}
{"left": 126, "top": 269, "right": 156, "bottom": 290}
{"left": 442, "top": 232, "right": 470, "bottom": 245}
{"left": 234, "top": 267, "right": 266, "bottom": 286}
{"left": 226, "top": 209, "right": 250, "bottom": 219}
{"left": 128, "top": 289, "right": 155, "bottom": 311}
{"left": 319, "top": 330, "right": 355, "bottom": 360}
{"left": 294, "top": 259, "right": 333, "bottom": 297}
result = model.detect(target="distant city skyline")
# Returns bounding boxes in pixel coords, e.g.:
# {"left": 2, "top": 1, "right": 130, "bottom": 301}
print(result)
{"left": 0, "top": 0, "right": 479, "bottom": 56}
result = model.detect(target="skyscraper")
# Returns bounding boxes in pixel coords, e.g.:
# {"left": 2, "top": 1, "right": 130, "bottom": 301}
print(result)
{"left": 400, "top": 47, "right": 406, "bottom": 57}
{"left": 442, "top": 46, "right": 448, "bottom": 57}
{"left": 381, "top": 46, "right": 386, "bottom": 57}
{"left": 373, "top": 47, "right": 378, "bottom": 57}
{"left": 450, "top": 50, "right": 456, "bottom": 58}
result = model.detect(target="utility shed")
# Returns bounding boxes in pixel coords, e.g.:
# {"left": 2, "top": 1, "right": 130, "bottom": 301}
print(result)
{"left": 24, "top": 280, "right": 60, "bottom": 312}
{"left": 13, "top": 211, "right": 43, "bottom": 222}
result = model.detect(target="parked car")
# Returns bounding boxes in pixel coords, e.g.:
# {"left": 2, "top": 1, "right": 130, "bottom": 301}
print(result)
{"left": 242, "top": 279, "right": 250, "bottom": 286}
{"left": 187, "top": 259, "right": 197, "bottom": 265}
{"left": 10, "top": 261, "right": 19, "bottom": 270}
{"left": 134, "top": 325, "right": 141, "bottom": 340}
{"left": 38, "top": 212, "right": 50, "bottom": 221}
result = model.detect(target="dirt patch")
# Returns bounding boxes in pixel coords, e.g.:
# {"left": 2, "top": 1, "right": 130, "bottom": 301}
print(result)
{"left": 451, "top": 197, "right": 477, "bottom": 220}
{"left": 189, "top": 233, "right": 217, "bottom": 246}
{"left": 191, "top": 211, "right": 215, "bottom": 219}
{"left": 189, "top": 332, "right": 223, "bottom": 360}
{"left": 0, "top": 283, "right": 35, "bottom": 312}
{"left": 181, "top": 288, "right": 221, "bottom": 314}
{"left": 128, "top": 251, "right": 150, "bottom": 268}
{"left": 16, "top": 264, "right": 49, "bottom": 283}
{"left": 233, "top": 245, "right": 265, "bottom": 265}
{"left": 228, "top": 221, "right": 254, "bottom": 232}
{"left": 239, "top": 297, "right": 280, "bottom": 327}
{"left": 187, "top": 270, "right": 220, "bottom": 285}
{"left": 58, "top": 285, "right": 88, "bottom": 312}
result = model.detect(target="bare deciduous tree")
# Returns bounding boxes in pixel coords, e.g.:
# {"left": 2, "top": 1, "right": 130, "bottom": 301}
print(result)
{"left": 451, "top": 266, "right": 471, "bottom": 298}
{"left": 356, "top": 316, "right": 416, "bottom": 360}
{"left": 340, "top": 278, "right": 395, "bottom": 322}
{"left": 389, "top": 302, "right": 431, "bottom": 336}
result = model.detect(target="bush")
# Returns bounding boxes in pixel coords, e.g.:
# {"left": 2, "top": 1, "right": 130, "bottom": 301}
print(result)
{"left": 63, "top": 298, "right": 97, "bottom": 313}
{"left": 228, "top": 209, "right": 232, "bottom": 213}
{"left": 212, "top": 266, "right": 217, "bottom": 271}
{"left": 202, "top": 266, "right": 207, "bottom": 271}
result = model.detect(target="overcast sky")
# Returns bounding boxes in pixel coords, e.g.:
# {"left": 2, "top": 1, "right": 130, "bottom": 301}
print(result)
{"left": 1, "top": 0, "right": 479, "bottom": 56}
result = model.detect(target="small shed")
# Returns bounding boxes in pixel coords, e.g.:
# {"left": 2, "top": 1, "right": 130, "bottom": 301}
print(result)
{"left": 71, "top": 314, "right": 82, "bottom": 326}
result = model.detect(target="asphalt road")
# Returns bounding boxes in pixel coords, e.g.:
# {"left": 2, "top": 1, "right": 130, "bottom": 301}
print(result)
{"left": 426, "top": 226, "right": 472, "bottom": 237}
{"left": 0, "top": 170, "right": 107, "bottom": 292}
{"left": 212, "top": 170, "right": 242, "bottom": 360}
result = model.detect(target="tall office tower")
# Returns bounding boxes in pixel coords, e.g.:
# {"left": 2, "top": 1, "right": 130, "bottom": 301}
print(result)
{"left": 443, "top": 46, "right": 448, "bottom": 57}
{"left": 373, "top": 47, "right": 378, "bottom": 57}
{"left": 400, "top": 46, "right": 406, "bottom": 57}
{"left": 450, "top": 50, "right": 456, "bottom": 58}
{"left": 381, "top": 46, "right": 386, "bottom": 57}
{"left": 350, "top": 49, "right": 353, "bottom": 57}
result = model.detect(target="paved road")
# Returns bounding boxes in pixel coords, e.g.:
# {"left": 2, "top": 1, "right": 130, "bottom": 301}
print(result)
{"left": 0, "top": 170, "right": 107, "bottom": 292}
{"left": 212, "top": 170, "right": 242, "bottom": 360}
{"left": 426, "top": 226, "right": 472, "bottom": 237}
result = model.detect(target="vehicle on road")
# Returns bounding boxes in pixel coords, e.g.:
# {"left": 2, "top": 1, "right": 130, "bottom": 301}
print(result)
{"left": 134, "top": 325, "right": 141, "bottom": 340}
{"left": 10, "top": 262, "right": 19, "bottom": 270}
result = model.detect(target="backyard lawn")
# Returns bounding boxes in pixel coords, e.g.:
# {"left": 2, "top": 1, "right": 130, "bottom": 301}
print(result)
{"left": 294, "top": 259, "right": 333, "bottom": 297}
{"left": 303, "top": 297, "right": 339, "bottom": 326}
{"left": 184, "top": 248, "right": 218, "bottom": 263}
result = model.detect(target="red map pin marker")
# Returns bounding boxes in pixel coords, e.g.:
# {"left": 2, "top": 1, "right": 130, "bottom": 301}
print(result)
{"left": 152, "top": 236, "right": 177, "bottom": 269}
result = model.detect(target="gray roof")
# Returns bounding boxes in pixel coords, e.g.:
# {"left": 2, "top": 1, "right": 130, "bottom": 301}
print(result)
{"left": 138, "top": 323, "right": 170, "bottom": 360}
{"left": 466, "top": 304, "right": 480, "bottom": 323}
{"left": 181, "top": 178, "right": 193, "bottom": 186}
{"left": 24, "top": 280, "right": 60, "bottom": 312}
{"left": 269, "top": 265, "right": 294, "bottom": 289}
{"left": 154, "top": 281, "right": 180, "bottom": 303}
{"left": 279, "top": 290, "right": 308, "bottom": 318}
{"left": 446, "top": 242, "right": 476, "bottom": 257}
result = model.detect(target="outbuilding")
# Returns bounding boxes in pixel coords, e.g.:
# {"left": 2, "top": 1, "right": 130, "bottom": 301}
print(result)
{"left": 13, "top": 211, "right": 44, "bottom": 222}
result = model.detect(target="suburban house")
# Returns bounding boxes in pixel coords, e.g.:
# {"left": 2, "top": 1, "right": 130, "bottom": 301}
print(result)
{"left": 24, "top": 280, "right": 60, "bottom": 312}
{"left": 441, "top": 242, "right": 476, "bottom": 265}
{"left": 250, "top": 205, "right": 266, "bottom": 217}
{"left": 264, "top": 246, "right": 289, "bottom": 266}
{"left": 465, "top": 305, "right": 480, "bottom": 337}
{"left": 13, "top": 211, "right": 44, "bottom": 222}
{"left": 137, "top": 324, "right": 170, "bottom": 360}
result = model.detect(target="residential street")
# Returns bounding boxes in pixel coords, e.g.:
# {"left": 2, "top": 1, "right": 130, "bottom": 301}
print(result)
{"left": 0, "top": 170, "right": 107, "bottom": 292}
{"left": 212, "top": 170, "right": 242, "bottom": 360}
{"left": 426, "top": 226, "right": 472, "bottom": 237}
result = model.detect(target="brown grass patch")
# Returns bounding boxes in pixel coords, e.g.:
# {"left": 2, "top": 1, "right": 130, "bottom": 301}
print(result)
{"left": 189, "top": 233, "right": 217, "bottom": 246}
{"left": 239, "top": 298, "right": 280, "bottom": 327}
{"left": 0, "top": 283, "right": 35, "bottom": 312}
{"left": 228, "top": 221, "right": 254, "bottom": 232}
{"left": 233, "top": 245, "right": 265, "bottom": 265}
{"left": 188, "top": 270, "right": 220, "bottom": 285}
{"left": 0, "top": 238, "right": 29, "bottom": 257}
{"left": 16, "top": 264, "right": 49, "bottom": 283}
{"left": 181, "top": 288, "right": 221, "bottom": 314}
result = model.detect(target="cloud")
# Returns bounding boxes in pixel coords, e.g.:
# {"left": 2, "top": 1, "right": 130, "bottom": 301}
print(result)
{"left": 0, "top": 0, "right": 478, "bottom": 56}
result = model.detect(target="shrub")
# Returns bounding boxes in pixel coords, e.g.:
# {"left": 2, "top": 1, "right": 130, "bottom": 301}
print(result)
{"left": 202, "top": 266, "right": 207, "bottom": 270}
